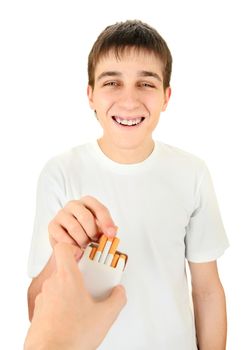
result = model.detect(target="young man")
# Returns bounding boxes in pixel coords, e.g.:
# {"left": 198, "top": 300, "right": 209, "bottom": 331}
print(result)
{"left": 24, "top": 243, "right": 126, "bottom": 350}
{"left": 27, "top": 20, "right": 229, "bottom": 349}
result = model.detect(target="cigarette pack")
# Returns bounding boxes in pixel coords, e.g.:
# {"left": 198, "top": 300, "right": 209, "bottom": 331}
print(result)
{"left": 78, "top": 241, "right": 127, "bottom": 300}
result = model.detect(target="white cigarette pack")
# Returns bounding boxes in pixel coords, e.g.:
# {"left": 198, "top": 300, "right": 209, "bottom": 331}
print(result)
{"left": 78, "top": 242, "right": 127, "bottom": 300}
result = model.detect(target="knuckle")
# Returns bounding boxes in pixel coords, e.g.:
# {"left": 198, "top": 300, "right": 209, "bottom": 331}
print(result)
{"left": 80, "top": 195, "right": 94, "bottom": 202}
{"left": 67, "top": 221, "right": 81, "bottom": 235}
{"left": 96, "top": 203, "right": 110, "bottom": 218}
{"left": 78, "top": 209, "right": 92, "bottom": 223}
{"left": 103, "top": 207, "right": 111, "bottom": 216}
{"left": 54, "top": 208, "right": 65, "bottom": 221}
{"left": 100, "top": 210, "right": 112, "bottom": 224}
{"left": 65, "top": 200, "right": 77, "bottom": 209}
{"left": 79, "top": 196, "right": 111, "bottom": 218}
{"left": 100, "top": 203, "right": 109, "bottom": 213}
{"left": 48, "top": 219, "right": 56, "bottom": 232}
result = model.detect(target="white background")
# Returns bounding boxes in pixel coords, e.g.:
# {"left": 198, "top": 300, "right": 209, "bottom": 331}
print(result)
{"left": 0, "top": 0, "right": 246, "bottom": 348}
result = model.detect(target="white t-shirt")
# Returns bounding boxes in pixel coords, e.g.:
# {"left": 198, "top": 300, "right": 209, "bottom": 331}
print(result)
{"left": 28, "top": 139, "right": 229, "bottom": 349}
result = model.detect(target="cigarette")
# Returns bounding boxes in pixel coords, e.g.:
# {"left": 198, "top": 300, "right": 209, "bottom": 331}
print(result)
{"left": 94, "top": 235, "right": 108, "bottom": 262}
{"left": 89, "top": 246, "right": 97, "bottom": 260}
{"left": 98, "top": 237, "right": 113, "bottom": 263}
{"left": 105, "top": 237, "right": 120, "bottom": 266}
{"left": 111, "top": 253, "right": 120, "bottom": 268}
{"left": 115, "top": 254, "right": 126, "bottom": 271}
{"left": 83, "top": 245, "right": 93, "bottom": 259}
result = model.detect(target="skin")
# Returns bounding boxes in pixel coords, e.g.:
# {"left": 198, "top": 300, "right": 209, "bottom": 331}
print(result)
{"left": 28, "top": 196, "right": 118, "bottom": 320}
{"left": 24, "top": 243, "right": 126, "bottom": 350}
{"left": 87, "top": 48, "right": 227, "bottom": 348}
{"left": 189, "top": 261, "right": 227, "bottom": 349}
{"left": 87, "top": 48, "right": 171, "bottom": 164}
{"left": 28, "top": 50, "right": 171, "bottom": 319}
{"left": 28, "top": 48, "right": 227, "bottom": 349}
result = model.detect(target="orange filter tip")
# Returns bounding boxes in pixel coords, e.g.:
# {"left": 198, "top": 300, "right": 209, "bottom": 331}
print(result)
{"left": 109, "top": 237, "right": 120, "bottom": 255}
{"left": 111, "top": 253, "right": 120, "bottom": 268}
{"left": 96, "top": 234, "right": 108, "bottom": 252}
{"left": 89, "top": 246, "right": 97, "bottom": 260}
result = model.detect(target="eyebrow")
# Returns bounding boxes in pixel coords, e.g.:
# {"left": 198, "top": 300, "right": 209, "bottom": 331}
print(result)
{"left": 96, "top": 71, "right": 121, "bottom": 81}
{"left": 137, "top": 70, "right": 162, "bottom": 82}
{"left": 96, "top": 70, "right": 162, "bottom": 82}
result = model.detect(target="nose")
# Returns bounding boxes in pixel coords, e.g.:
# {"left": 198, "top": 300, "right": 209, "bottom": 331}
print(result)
{"left": 117, "top": 87, "right": 141, "bottom": 111}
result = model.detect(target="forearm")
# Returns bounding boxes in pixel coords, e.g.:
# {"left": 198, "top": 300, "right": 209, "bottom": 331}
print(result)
{"left": 27, "top": 254, "right": 56, "bottom": 321}
{"left": 25, "top": 337, "right": 77, "bottom": 350}
{"left": 192, "top": 284, "right": 227, "bottom": 350}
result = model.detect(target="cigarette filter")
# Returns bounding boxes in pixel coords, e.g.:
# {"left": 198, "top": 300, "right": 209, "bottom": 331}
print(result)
{"left": 111, "top": 253, "right": 120, "bottom": 268}
{"left": 94, "top": 235, "right": 108, "bottom": 262}
{"left": 98, "top": 237, "right": 113, "bottom": 263}
{"left": 115, "top": 254, "right": 126, "bottom": 271}
{"left": 78, "top": 233, "right": 127, "bottom": 300}
{"left": 105, "top": 237, "right": 120, "bottom": 266}
{"left": 89, "top": 246, "right": 97, "bottom": 260}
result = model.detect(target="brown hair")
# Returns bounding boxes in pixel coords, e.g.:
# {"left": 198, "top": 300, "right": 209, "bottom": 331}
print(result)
{"left": 88, "top": 20, "right": 172, "bottom": 90}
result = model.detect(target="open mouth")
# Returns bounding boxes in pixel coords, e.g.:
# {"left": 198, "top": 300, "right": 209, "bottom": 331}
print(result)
{"left": 112, "top": 116, "right": 145, "bottom": 127}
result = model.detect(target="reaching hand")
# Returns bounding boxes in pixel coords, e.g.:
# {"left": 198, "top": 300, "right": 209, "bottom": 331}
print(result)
{"left": 24, "top": 243, "right": 127, "bottom": 350}
{"left": 48, "top": 195, "right": 118, "bottom": 249}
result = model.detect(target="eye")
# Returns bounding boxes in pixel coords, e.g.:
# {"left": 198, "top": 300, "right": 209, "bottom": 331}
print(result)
{"left": 139, "top": 82, "right": 155, "bottom": 88}
{"left": 103, "top": 81, "right": 119, "bottom": 87}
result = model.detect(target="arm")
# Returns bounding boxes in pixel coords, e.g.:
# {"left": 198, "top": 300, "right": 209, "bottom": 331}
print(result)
{"left": 27, "top": 254, "right": 56, "bottom": 321}
{"left": 25, "top": 243, "right": 126, "bottom": 350}
{"left": 28, "top": 246, "right": 83, "bottom": 320}
{"left": 28, "top": 195, "right": 117, "bottom": 320}
{"left": 188, "top": 261, "right": 227, "bottom": 350}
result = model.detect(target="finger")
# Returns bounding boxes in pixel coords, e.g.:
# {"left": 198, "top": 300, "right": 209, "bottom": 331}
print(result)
{"left": 80, "top": 196, "right": 118, "bottom": 238}
{"left": 56, "top": 209, "right": 89, "bottom": 247}
{"left": 103, "top": 285, "right": 127, "bottom": 316}
{"left": 74, "top": 245, "right": 84, "bottom": 261}
{"left": 53, "top": 242, "right": 80, "bottom": 275}
{"left": 49, "top": 220, "right": 78, "bottom": 246}
{"left": 64, "top": 201, "right": 98, "bottom": 241}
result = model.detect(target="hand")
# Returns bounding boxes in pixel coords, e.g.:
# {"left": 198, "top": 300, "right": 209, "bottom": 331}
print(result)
{"left": 48, "top": 195, "right": 118, "bottom": 250}
{"left": 24, "top": 243, "right": 127, "bottom": 350}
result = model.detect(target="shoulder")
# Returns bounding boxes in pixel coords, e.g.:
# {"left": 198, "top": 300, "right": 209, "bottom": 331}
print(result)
{"left": 156, "top": 140, "right": 207, "bottom": 175}
{"left": 39, "top": 142, "right": 94, "bottom": 178}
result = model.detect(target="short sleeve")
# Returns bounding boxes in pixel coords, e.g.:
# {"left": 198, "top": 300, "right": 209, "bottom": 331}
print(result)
{"left": 185, "top": 163, "right": 229, "bottom": 262}
{"left": 27, "top": 159, "right": 67, "bottom": 278}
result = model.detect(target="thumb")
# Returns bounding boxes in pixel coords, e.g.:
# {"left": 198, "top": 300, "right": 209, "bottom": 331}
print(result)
{"left": 103, "top": 285, "right": 127, "bottom": 316}
{"left": 53, "top": 242, "right": 80, "bottom": 274}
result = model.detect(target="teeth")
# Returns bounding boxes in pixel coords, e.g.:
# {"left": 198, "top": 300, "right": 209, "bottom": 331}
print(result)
{"left": 114, "top": 117, "right": 143, "bottom": 126}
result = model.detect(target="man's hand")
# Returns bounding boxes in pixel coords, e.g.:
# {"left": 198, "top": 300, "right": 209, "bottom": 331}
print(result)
{"left": 48, "top": 195, "right": 118, "bottom": 249}
{"left": 24, "top": 243, "right": 127, "bottom": 350}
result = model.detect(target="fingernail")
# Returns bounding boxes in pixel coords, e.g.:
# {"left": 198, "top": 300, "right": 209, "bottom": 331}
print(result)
{"left": 105, "top": 226, "right": 117, "bottom": 237}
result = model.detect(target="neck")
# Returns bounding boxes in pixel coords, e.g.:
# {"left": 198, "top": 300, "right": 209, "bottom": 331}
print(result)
{"left": 97, "top": 137, "right": 155, "bottom": 164}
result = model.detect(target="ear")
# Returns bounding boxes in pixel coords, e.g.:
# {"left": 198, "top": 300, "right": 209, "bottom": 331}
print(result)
{"left": 161, "top": 87, "right": 172, "bottom": 112}
{"left": 87, "top": 85, "right": 94, "bottom": 110}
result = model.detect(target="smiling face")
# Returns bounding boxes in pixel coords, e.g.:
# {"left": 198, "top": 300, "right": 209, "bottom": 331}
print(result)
{"left": 87, "top": 49, "right": 171, "bottom": 163}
